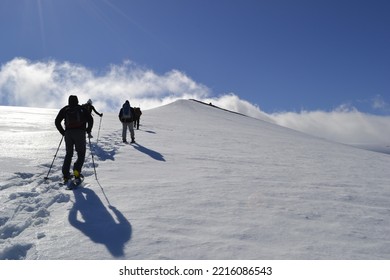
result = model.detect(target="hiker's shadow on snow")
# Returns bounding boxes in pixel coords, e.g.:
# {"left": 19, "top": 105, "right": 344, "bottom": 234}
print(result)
{"left": 68, "top": 188, "right": 132, "bottom": 258}
{"left": 90, "top": 143, "right": 116, "bottom": 161}
{"left": 132, "top": 143, "right": 165, "bottom": 161}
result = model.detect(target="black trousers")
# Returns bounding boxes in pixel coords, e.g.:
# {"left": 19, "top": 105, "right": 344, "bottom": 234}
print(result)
{"left": 62, "top": 129, "right": 86, "bottom": 177}
{"left": 133, "top": 118, "right": 140, "bottom": 129}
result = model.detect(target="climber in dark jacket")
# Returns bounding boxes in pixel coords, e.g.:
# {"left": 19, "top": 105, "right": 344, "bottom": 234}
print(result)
{"left": 118, "top": 100, "right": 135, "bottom": 143}
{"left": 55, "top": 95, "right": 93, "bottom": 183}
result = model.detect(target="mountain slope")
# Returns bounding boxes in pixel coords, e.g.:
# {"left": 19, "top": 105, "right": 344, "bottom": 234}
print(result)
{"left": 1, "top": 100, "right": 390, "bottom": 259}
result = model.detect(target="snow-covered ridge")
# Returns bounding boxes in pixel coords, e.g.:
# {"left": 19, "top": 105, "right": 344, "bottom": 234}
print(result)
{"left": 1, "top": 100, "right": 390, "bottom": 259}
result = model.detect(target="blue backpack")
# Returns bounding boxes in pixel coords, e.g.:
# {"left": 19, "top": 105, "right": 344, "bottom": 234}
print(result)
{"left": 122, "top": 102, "right": 132, "bottom": 119}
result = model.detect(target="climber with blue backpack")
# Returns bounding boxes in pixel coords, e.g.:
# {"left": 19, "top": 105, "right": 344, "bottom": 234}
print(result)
{"left": 118, "top": 100, "right": 136, "bottom": 143}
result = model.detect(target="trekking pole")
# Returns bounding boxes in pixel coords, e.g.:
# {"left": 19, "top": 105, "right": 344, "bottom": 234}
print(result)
{"left": 96, "top": 115, "right": 103, "bottom": 144}
{"left": 44, "top": 136, "right": 64, "bottom": 180}
{"left": 88, "top": 136, "right": 98, "bottom": 180}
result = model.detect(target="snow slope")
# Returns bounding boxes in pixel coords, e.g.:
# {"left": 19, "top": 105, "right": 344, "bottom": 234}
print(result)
{"left": 1, "top": 99, "right": 390, "bottom": 260}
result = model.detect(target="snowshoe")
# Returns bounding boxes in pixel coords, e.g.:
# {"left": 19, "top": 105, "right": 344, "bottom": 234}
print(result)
{"left": 65, "top": 172, "right": 84, "bottom": 190}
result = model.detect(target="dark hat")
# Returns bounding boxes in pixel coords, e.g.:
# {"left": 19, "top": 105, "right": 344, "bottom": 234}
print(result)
{"left": 68, "top": 95, "right": 79, "bottom": 106}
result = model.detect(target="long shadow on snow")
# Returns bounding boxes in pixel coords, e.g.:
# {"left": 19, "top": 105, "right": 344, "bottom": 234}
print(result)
{"left": 90, "top": 142, "right": 116, "bottom": 161}
{"left": 132, "top": 143, "right": 165, "bottom": 161}
{"left": 68, "top": 188, "right": 132, "bottom": 258}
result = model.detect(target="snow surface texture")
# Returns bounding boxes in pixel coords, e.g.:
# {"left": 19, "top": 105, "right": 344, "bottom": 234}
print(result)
{"left": 1, "top": 100, "right": 390, "bottom": 260}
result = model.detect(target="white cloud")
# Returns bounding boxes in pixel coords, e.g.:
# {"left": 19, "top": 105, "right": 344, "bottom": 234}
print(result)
{"left": 0, "top": 58, "right": 61, "bottom": 108}
{"left": 270, "top": 108, "right": 390, "bottom": 146}
{"left": 1, "top": 57, "right": 390, "bottom": 150}
{"left": 0, "top": 58, "right": 211, "bottom": 112}
{"left": 371, "top": 94, "right": 388, "bottom": 111}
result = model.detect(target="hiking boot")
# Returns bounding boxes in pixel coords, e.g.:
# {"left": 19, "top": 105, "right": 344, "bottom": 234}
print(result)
{"left": 73, "top": 170, "right": 81, "bottom": 179}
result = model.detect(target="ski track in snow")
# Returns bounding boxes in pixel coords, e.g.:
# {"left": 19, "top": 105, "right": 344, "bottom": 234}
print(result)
{"left": 0, "top": 170, "right": 68, "bottom": 259}
{"left": 0, "top": 124, "right": 121, "bottom": 259}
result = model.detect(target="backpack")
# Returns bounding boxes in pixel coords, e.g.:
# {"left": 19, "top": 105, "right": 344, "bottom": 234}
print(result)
{"left": 122, "top": 102, "right": 132, "bottom": 119}
{"left": 83, "top": 103, "right": 92, "bottom": 114}
{"left": 65, "top": 105, "right": 86, "bottom": 129}
{"left": 134, "top": 107, "right": 142, "bottom": 118}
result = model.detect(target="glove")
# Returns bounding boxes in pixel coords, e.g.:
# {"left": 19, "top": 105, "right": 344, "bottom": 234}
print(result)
{"left": 100, "top": 113, "right": 103, "bottom": 117}
{"left": 88, "top": 132, "right": 93, "bottom": 138}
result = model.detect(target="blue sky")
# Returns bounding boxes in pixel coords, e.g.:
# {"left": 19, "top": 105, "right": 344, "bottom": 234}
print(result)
{"left": 1, "top": 0, "right": 389, "bottom": 115}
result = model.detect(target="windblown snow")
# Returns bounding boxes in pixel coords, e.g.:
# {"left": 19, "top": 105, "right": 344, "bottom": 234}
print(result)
{"left": 1, "top": 99, "right": 390, "bottom": 260}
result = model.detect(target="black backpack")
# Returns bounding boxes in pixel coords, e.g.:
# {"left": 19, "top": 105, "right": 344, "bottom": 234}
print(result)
{"left": 65, "top": 105, "right": 86, "bottom": 129}
{"left": 82, "top": 103, "right": 93, "bottom": 114}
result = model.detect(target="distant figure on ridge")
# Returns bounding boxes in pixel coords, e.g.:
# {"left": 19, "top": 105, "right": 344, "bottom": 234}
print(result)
{"left": 118, "top": 100, "right": 135, "bottom": 143}
{"left": 133, "top": 107, "right": 142, "bottom": 130}
{"left": 55, "top": 95, "right": 93, "bottom": 184}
